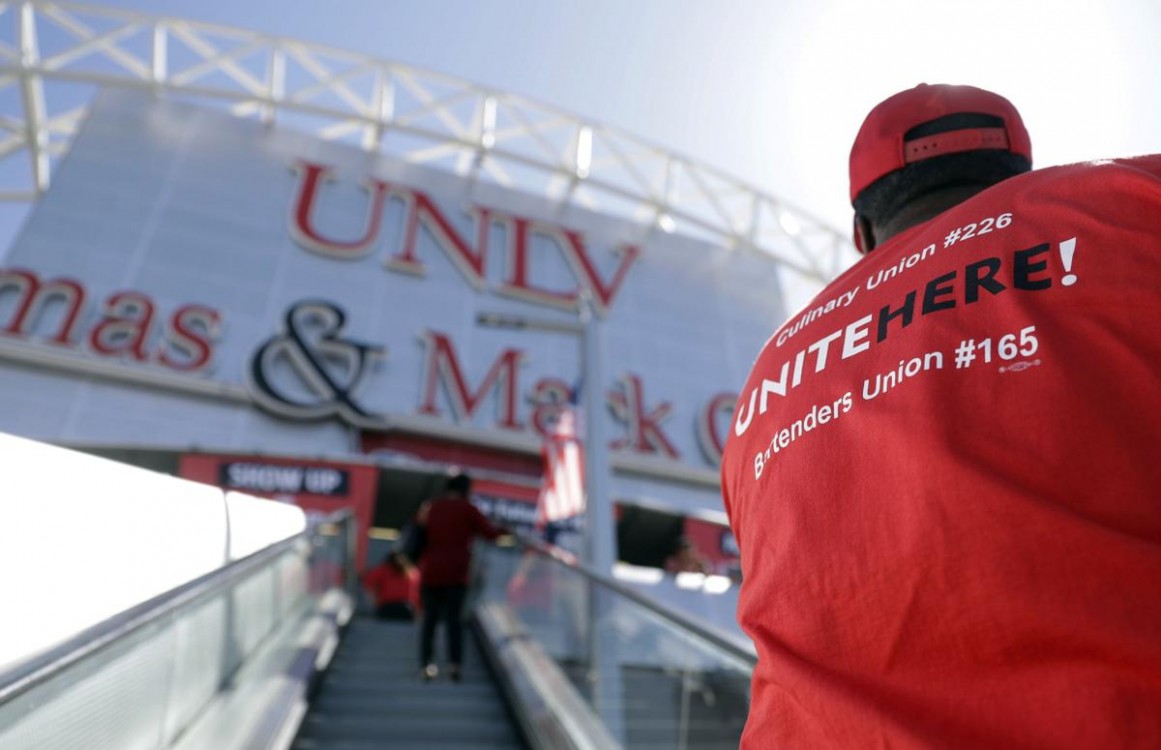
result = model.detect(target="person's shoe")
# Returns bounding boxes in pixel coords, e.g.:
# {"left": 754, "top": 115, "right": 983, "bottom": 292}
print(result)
{"left": 422, "top": 663, "right": 439, "bottom": 682}
{"left": 448, "top": 664, "right": 462, "bottom": 683}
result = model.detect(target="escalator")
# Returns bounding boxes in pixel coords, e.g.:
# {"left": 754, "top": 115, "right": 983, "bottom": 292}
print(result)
{"left": 292, "top": 617, "right": 526, "bottom": 750}
{"left": 291, "top": 533, "right": 755, "bottom": 750}
{"left": 0, "top": 508, "right": 753, "bottom": 750}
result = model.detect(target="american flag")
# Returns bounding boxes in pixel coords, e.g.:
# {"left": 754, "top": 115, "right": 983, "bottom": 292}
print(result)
{"left": 535, "top": 388, "right": 586, "bottom": 528}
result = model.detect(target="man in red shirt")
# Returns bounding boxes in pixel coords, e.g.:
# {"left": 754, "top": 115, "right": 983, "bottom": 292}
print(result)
{"left": 416, "top": 472, "right": 504, "bottom": 682}
{"left": 722, "top": 84, "right": 1161, "bottom": 747}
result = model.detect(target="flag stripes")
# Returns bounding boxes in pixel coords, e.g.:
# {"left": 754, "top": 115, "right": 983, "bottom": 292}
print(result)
{"left": 536, "top": 404, "right": 586, "bottom": 527}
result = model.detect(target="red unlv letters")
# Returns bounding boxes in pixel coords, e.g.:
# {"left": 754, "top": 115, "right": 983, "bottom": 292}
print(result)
{"left": 289, "top": 160, "right": 640, "bottom": 316}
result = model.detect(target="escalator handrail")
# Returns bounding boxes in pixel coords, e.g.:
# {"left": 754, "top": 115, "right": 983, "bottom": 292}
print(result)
{"left": 0, "top": 509, "right": 354, "bottom": 706}
{"left": 507, "top": 532, "right": 757, "bottom": 667}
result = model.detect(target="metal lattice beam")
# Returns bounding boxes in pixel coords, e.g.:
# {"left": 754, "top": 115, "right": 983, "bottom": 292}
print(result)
{"left": 0, "top": 0, "right": 860, "bottom": 287}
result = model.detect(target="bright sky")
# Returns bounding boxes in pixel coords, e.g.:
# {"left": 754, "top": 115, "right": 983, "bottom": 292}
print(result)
{"left": 12, "top": 0, "right": 1161, "bottom": 251}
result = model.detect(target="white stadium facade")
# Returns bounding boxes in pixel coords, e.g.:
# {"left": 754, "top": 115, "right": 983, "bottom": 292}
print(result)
{"left": 0, "top": 1, "right": 858, "bottom": 578}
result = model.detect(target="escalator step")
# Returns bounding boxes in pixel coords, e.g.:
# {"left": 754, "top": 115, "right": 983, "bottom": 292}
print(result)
{"left": 293, "top": 615, "right": 526, "bottom": 749}
{"left": 294, "top": 739, "right": 523, "bottom": 750}
{"left": 297, "top": 714, "right": 519, "bottom": 744}
{"left": 311, "top": 692, "right": 511, "bottom": 717}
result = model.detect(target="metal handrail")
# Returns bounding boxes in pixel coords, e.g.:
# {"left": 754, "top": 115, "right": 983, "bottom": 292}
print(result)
{"left": 509, "top": 533, "right": 756, "bottom": 667}
{"left": 474, "top": 601, "right": 623, "bottom": 750}
{"left": 0, "top": 509, "right": 352, "bottom": 706}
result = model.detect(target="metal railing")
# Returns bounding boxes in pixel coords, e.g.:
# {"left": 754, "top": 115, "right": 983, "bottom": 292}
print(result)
{"left": 0, "top": 510, "right": 356, "bottom": 750}
{"left": 476, "top": 535, "right": 754, "bottom": 749}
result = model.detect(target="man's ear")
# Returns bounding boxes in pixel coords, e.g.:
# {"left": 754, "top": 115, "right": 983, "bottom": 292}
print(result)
{"left": 853, "top": 213, "right": 875, "bottom": 254}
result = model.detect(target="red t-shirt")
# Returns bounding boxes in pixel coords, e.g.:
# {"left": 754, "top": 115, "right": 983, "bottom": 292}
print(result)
{"left": 722, "top": 156, "right": 1161, "bottom": 748}
{"left": 418, "top": 494, "right": 503, "bottom": 587}
{"left": 363, "top": 563, "right": 420, "bottom": 609}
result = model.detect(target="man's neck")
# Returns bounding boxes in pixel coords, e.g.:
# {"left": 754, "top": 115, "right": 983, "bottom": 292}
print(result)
{"left": 874, "top": 183, "right": 990, "bottom": 247}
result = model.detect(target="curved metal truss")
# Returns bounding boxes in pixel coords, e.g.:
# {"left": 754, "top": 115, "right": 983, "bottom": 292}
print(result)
{"left": 0, "top": 0, "right": 858, "bottom": 288}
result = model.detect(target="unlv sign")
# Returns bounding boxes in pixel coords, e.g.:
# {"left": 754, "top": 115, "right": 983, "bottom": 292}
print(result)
{"left": 289, "top": 160, "right": 641, "bottom": 315}
{"left": 272, "top": 161, "right": 737, "bottom": 465}
{"left": 0, "top": 91, "right": 791, "bottom": 489}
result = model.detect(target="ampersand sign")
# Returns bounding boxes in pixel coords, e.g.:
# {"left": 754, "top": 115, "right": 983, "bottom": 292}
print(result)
{"left": 249, "top": 299, "right": 384, "bottom": 425}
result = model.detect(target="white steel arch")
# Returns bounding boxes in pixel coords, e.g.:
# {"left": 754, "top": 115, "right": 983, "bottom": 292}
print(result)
{"left": 0, "top": 0, "right": 859, "bottom": 288}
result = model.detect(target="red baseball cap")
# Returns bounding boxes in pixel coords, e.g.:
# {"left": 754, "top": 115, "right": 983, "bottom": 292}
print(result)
{"left": 849, "top": 83, "right": 1032, "bottom": 204}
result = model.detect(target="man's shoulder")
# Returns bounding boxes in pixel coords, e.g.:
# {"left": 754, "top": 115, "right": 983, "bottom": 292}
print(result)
{"left": 1013, "top": 153, "right": 1161, "bottom": 191}
{"left": 1085, "top": 153, "right": 1161, "bottom": 173}
{"left": 1117, "top": 152, "right": 1161, "bottom": 173}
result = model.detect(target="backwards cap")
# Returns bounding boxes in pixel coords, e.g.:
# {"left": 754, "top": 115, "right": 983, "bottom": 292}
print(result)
{"left": 849, "top": 83, "right": 1031, "bottom": 204}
